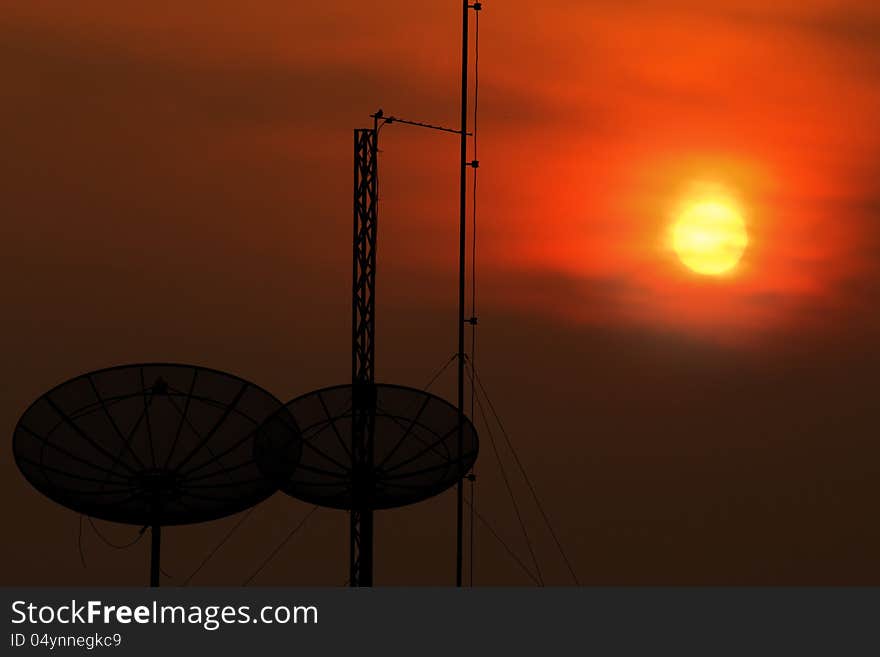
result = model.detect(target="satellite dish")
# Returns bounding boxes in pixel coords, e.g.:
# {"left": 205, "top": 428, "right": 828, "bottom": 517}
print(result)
{"left": 13, "top": 363, "right": 300, "bottom": 586}
{"left": 255, "top": 383, "right": 479, "bottom": 510}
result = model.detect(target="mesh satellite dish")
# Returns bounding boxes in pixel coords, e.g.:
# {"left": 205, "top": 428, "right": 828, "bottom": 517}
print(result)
{"left": 255, "top": 382, "right": 478, "bottom": 583}
{"left": 256, "top": 383, "right": 478, "bottom": 509}
{"left": 13, "top": 363, "right": 299, "bottom": 586}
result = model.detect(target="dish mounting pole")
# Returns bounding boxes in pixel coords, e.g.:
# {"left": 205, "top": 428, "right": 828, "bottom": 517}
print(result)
{"left": 150, "top": 524, "right": 161, "bottom": 587}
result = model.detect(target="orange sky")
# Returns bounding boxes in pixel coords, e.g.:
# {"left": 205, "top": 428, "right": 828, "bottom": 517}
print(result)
{"left": 4, "top": 1, "right": 880, "bottom": 343}
{"left": 3, "top": 1, "right": 880, "bottom": 585}
{"left": 480, "top": 1, "right": 880, "bottom": 341}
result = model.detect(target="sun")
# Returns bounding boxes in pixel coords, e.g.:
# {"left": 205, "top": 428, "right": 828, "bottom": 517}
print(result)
{"left": 672, "top": 196, "right": 748, "bottom": 276}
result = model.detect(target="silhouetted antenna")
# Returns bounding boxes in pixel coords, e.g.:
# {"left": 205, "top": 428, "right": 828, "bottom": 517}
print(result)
{"left": 248, "top": 96, "right": 482, "bottom": 587}
{"left": 344, "top": 1, "right": 484, "bottom": 587}
{"left": 457, "top": 0, "right": 483, "bottom": 589}
{"left": 350, "top": 116, "right": 379, "bottom": 585}
{"left": 468, "top": 2, "right": 482, "bottom": 587}
{"left": 14, "top": 2, "right": 494, "bottom": 590}
{"left": 13, "top": 363, "right": 299, "bottom": 587}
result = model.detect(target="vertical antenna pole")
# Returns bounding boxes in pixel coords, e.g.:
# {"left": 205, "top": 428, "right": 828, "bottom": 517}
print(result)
{"left": 150, "top": 524, "right": 160, "bottom": 587}
{"left": 351, "top": 118, "right": 379, "bottom": 586}
{"left": 456, "top": 0, "right": 470, "bottom": 588}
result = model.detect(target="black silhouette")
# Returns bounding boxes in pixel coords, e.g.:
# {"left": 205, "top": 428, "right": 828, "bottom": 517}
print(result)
{"left": 254, "top": 382, "right": 479, "bottom": 505}
{"left": 10, "top": 1, "right": 485, "bottom": 589}
{"left": 13, "top": 363, "right": 298, "bottom": 586}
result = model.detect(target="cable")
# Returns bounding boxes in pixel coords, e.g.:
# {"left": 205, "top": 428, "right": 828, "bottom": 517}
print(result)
{"left": 463, "top": 496, "right": 541, "bottom": 586}
{"left": 472, "top": 384, "right": 545, "bottom": 586}
{"left": 87, "top": 517, "right": 146, "bottom": 550}
{"left": 79, "top": 515, "right": 158, "bottom": 581}
{"left": 242, "top": 505, "right": 320, "bottom": 585}
{"left": 183, "top": 507, "right": 256, "bottom": 585}
{"left": 79, "top": 516, "right": 174, "bottom": 581}
{"left": 422, "top": 353, "right": 458, "bottom": 392}
{"left": 470, "top": 365, "right": 581, "bottom": 585}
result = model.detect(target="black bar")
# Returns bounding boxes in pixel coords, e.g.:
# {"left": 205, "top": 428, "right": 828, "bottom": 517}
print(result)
{"left": 359, "top": 509, "right": 373, "bottom": 586}
{"left": 150, "top": 525, "right": 160, "bottom": 588}
{"left": 4, "top": 588, "right": 880, "bottom": 655}
{"left": 351, "top": 124, "right": 379, "bottom": 586}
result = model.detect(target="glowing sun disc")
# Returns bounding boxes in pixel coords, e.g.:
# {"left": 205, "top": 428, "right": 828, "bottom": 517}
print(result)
{"left": 673, "top": 200, "right": 748, "bottom": 275}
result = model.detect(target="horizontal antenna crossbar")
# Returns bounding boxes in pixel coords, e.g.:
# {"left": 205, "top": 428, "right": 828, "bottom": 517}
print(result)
{"left": 371, "top": 112, "right": 473, "bottom": 136}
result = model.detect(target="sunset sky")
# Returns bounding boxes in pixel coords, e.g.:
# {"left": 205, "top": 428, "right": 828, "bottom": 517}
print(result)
{"left": 2, "top": 1, "right": 880, "bottom": 585}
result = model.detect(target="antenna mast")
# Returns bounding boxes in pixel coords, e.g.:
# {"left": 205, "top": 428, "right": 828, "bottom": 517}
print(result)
{"left": 457, "top": 0, "right": 482, "bottom": 588}
{"left": 350, "top": 115, "right": 380, "bottom": 586}
{"left": 348, "top": 0, "right": 482, "bottom": 587}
